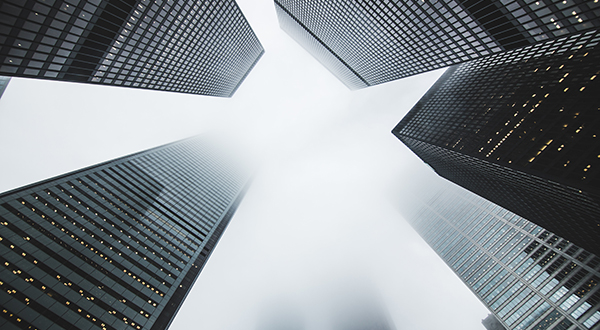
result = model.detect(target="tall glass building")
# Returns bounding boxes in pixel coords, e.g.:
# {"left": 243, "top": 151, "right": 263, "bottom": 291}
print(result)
{"left": 0, "top": 0, "right": 264, "bottom": 96}
{"left": 402, "top": 184, "right": 600, "bottom": 330}
{"left": 0, "top": 137, "right": 250, "bottom": 330}
{"left": 393, "top": 29, "right": 600, "bottom": 256}
{"left": 274, "top": 0, "right": 600, "bottom": 89}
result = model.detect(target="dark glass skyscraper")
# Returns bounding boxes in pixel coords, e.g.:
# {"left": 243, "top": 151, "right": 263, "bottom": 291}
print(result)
{"left": 393, "top": 29, "right": 600, "bottom": 256}
{"left": 0, "top": 137, "right": 249, "bottom": 330}
{"left": 401, "top": 183, "right": 600, "bottom": 330}
{"left": 274, "top": 0, "right": 600, "bottom": 89}
{"left": 0, "top": 0, "right": 264, "bottom": 96}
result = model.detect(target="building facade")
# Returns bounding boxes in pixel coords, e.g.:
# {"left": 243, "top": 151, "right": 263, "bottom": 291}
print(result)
{"left": 274, "top": 0, "right": 600, "bottom": 89}
{"left": 0, "top": 0, "right": 264, "bottom": 96}
{"left": 393, "top": 29, "right": 600, "bottom": 256}
{"left": 402, "top": 184, "right": 600, "bottom": 330}
{"left": 0, "top": 137, "right": 249, "bottom": 330}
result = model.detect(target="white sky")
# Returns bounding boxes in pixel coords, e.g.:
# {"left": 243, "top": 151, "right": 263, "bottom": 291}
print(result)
{"left": 0, "top": 0, "right": 490, "bottom": 329}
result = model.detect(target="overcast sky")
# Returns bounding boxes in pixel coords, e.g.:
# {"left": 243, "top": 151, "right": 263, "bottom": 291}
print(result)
{"left": 0, "top": 0, "right": 491, "bottom": 329}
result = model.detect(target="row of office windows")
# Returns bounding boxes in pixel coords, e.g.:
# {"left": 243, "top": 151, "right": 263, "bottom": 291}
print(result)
{"left": 90, "top": 0, "right": 261, "bottom": 95}
{"left": 0, "top": 209, "right": 152, "bottom": 330}
{"left": 409, "top": 190, "right": 600, "bottom": 330}
{"left": 396, "top": 29, "right": 599, "bottom": 187}
{"left": 0, "top": 138, "right": 245, "bottom": 329}
{"left": 275, "top": 2, "right": 370, "bottom": 89}
{"left": 278, "top": 0, "right": 600, "bottom": 87}
{"left": 0, "top": 0, "right": 263, "bottom": 95}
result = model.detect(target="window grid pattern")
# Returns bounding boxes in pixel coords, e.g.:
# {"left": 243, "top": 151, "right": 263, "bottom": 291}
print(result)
{"left": 0, "top": 0, "right": 264, "bottom": 97}
{"left": 0, "top": 137, "right": 248, "bottom": 330}
{"left": 274, "top": 0, "right": 600, "bottom": 88}
{"left": 499, "top": 0, "right": 600, "bottom": 42}
{"left": 392, "top": 29, "right": 600, "bottom": 257}
{"left": 274, "top": 3, "right": 369, "bottom": 89}
{"left": 406, "top": 186, "right": 600, "bottom": 330}
{"left": 399, "top": 136, "right": 600, "bottom": 259}
{"left": 395, "top": 30, "right": 600, "bottom": 185}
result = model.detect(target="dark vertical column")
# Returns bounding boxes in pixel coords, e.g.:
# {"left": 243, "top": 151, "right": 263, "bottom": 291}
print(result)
{"left": 63, "top": 0, "right": 137, "bottom": 81}
{"left": 457, "top": 0, "right": 530, "bottom": 50}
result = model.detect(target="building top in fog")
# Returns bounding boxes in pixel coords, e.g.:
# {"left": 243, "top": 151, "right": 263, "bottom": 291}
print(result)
{"left": 274, "top": 0, "right": 600, "bottom": 89}
{"left": 0, "top": 137, "right": 249, "bottom": 330}
{"left": 0, "top": 0, "right": 264, "bottom": 96}
{"left": 330, "top": 286, "right": 397, "bottom": 330}
{"left": 254, "top": 302, "right": 305, "bottom": 330}
{"left": 482, "top": 314, "right": 507, "bottom": 330}
{"left": 401, "top": 182, "right": 600, "bottom": 330}
{"left": 393, "top": 28, "right": 600, "bottom": 256}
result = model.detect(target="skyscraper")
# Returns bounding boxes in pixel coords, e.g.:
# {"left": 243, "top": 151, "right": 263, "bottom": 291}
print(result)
{"left": 0, "top": 0, "right": 264, "bottom": 96}
{"left": 401, "top": 183, "right": 600, "bottom": 330}
{"left": 0, "top": 137, "right": 249, "bottom": 330}
{"left": 274, "top": 0, "right": 600, "bottom": 89}
{"left": 392, "top": 28, "right": 600, "bottom": 256}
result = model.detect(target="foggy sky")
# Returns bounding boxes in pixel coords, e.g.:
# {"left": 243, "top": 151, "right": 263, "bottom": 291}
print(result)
{"left": 0, "top": 0, "right": 490, "bottom": 329}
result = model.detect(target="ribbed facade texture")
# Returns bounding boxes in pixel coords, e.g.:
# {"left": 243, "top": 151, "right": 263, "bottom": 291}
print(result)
{"left": 0, "top": 137, "right": 249, "bottom": 330}
{"left": 0, "top": 0, "right": 264, "bottom": 96}
{"left": 404, "top": 186, "right": 600, "bottom": 330}
{"left": 274, "top": 0, "right": 600, "bottom": 89}
{"left": 393, "top": 29, "right": 600, "bottom": 256}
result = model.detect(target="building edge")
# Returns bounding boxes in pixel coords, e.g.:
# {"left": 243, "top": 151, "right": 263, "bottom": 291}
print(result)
{"left": 0, "top": 136, "right": 200, "bottom": 197}
{"left": 228, "top": 49, "right": 265, "bottom": 98}
{"left": 150, "top": 179, "right": 251, "bottom": 330}
{"left": 274, "top": 0, "right": 370, "bottom": 90}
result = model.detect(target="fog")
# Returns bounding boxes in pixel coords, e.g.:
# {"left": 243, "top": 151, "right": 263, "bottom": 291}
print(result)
{"left": 0, "top": 0, "right": 490, "bottom": 329}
